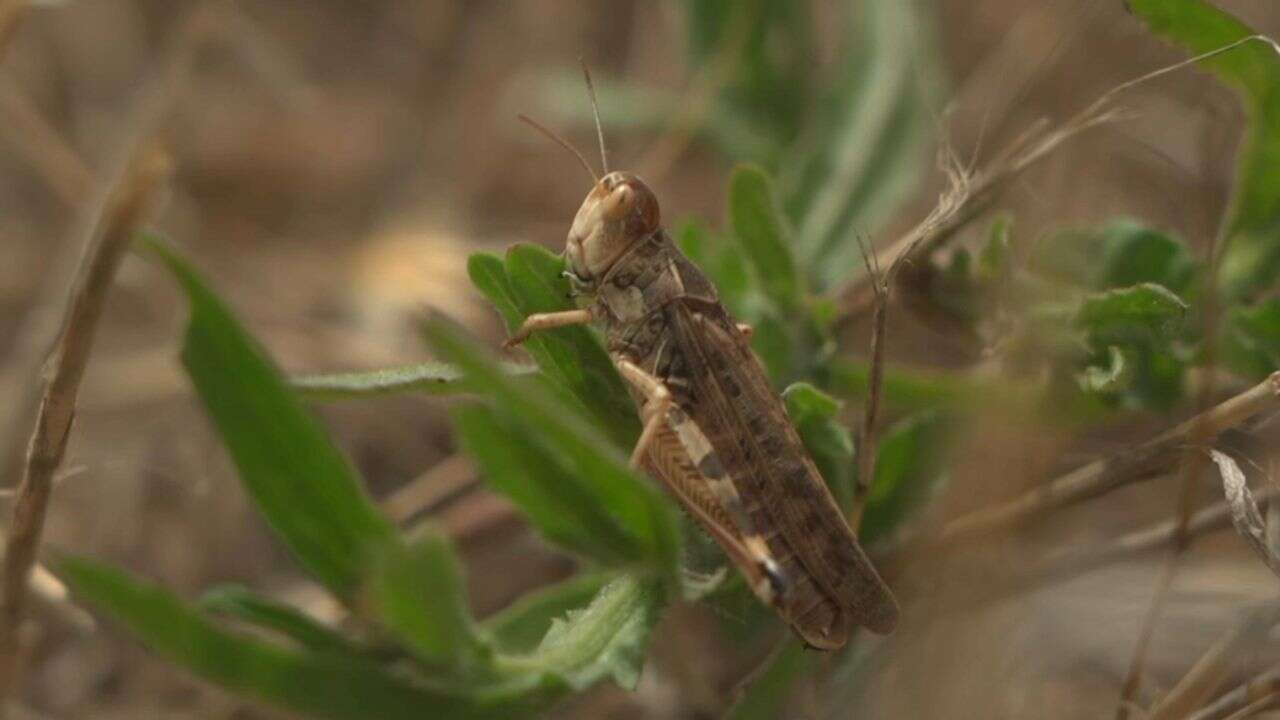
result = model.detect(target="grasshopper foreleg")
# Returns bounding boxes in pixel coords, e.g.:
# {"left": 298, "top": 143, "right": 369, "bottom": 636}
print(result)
{"left": 503, "top": 307, "right": 595, "bottom": 349}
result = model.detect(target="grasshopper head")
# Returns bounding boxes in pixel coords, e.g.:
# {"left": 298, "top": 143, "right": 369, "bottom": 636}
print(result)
{"left": 565, "top": 171, "right": 660, "bottom": 284}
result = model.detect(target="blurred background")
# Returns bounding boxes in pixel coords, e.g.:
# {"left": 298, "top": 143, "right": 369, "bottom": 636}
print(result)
{"left": 2, "top": 0, "right": 1280, "bottom": 718}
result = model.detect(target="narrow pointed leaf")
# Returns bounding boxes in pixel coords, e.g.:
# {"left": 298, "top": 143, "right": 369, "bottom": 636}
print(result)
{"left": 730, "top": 164, "right": 802, "bottom": 312}
{"left": 502, "top": 244, "right": 640, "bottom": 447}
{"left": 368, "top": 532, "right": 485, "bottom": 674}
{"left": 144, "top": 238, "right": 395, "bottom": 600}
{"left": 290, "top": 362, "right": 535, "bottom": 401}
{"left": 453, "top": 404, "right": 641, "bottom": 565}
{"left": 484, "top": 572, "right": 616, "bottom": 654}
{"left": 424, "top": 318, "right": 679, "bottom": 576}
{"left": 200, "top": 586, "right": 358, "bottom": 656}
{"left": 62, "top": 558, "right": 546, "bottom": 720}
{"left": 496, "top": 575, "right": 663, "bottom": 692}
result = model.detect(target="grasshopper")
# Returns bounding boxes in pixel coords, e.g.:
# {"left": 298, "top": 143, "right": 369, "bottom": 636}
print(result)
{"left": 504, "top": 74, "right": 898, "bottom": 648}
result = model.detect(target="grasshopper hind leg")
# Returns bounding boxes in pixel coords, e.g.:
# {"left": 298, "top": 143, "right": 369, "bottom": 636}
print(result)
{"left": 615, "top": 357, "right": 789, "bottom": 609}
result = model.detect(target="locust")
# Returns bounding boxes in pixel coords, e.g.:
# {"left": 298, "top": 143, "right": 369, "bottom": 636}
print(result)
{"left": 503, "top": 71, "right": 898, "bottom": 649}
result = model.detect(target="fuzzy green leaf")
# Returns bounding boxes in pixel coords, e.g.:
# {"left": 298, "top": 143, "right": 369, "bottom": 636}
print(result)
{"left": 496, "top": 575, "right": 663, "bottom": 692}
{"left": 1129, "top": 0, "right": 1280, "bottom": 299}
{"left": 1078, "top": 346, "right": 1130, "bottom": 394}
{"left": 63, "top": 559, "right": 549, "bottom": 720}
{"left": 290, "top": 362, "right": 536, "bottom": 401}
{"left": 143, "top": 238, "right": 395, "bottom": 600}
{"left": 484, "top": 572, "right": 616, "bottom": 654}
{"left": 729, "top": 164, "right": 803, "bottom": 312}
{"left": 1075, "top": 283, "right": 1188, "bottom": 344}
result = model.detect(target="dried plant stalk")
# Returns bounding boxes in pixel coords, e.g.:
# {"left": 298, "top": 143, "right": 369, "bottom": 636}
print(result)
{"left": 1148, "top": 605, "right": 1280, "bottom": 720}
{"left": 1187, "top": 666, "right": 1280, "bottom": 720}
{"left": 0, "top": 141, "right": 170, "bottom": 703}
{"left": 937, "top": 372, "right": 1280, "bottom": 545}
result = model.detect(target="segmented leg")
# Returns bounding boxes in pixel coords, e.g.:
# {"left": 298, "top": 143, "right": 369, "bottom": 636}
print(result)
{"left": 614, "top": 358, "right": 787, "bottom": 604}
{"left": 503, "top": 307, "right": 595, "bottom": 349}
{"left": 614, "top": 359, "right": 672, "bottom": 468}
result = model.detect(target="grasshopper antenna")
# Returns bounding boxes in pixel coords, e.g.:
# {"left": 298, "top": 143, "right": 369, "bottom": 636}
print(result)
{"left": 517, "top": 113, "right": 599, "bottom": 183}
{"left": 580, "top": 58, "right": 609, "bottom": 175}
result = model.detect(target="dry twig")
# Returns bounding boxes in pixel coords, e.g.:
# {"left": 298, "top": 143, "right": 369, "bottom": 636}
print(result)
{"left": 849, "top": 237, "right": 887, "bottom": 532}
{"left": 1147, "top": 605, "right": 1280, "bottom": 720}
{"left": 936, "top": 372, "right": 1280, "bottom": 546}
{"left": 0, "top": 141, "right": 171, "bottom": 705}
{"left": 0, "top": 0, "right": 26, "bottom": 61}
{"left": 1116, "top": 376, "right": 1220, "bottom": 718}
{"left": 1016, "top": 485, "right": 1280, "bottom": 592}
{"left": 831, "top": 34, "right": 1280, "bottom": 326}
{"left": 381, "top": 453, "right": 479, "bottom": 525}
{"left": 1187, "top": 666, "right": 1280, "bottom": 720}
{"left": 0, "top": 78, "right": 95, "bottom": 207}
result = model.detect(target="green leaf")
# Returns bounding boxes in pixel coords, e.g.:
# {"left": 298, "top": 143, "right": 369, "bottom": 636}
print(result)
{"left": 200, "top": 586, "right": 357, "bottom": 656}
{"left": 788, "top": 0, "right": 940, "bottom": 288}
{"left": 1075, "top": 283, "right": 1188, "bottom": 345}
{"left": 860, "top": 412, "right": 950, "bottom": 544}
{"left": 724, "top": 640, "right": 813, "bottom": 720}
{"left": 677, "top": 218, "right": 753, "bottom": 317}
{"left": 424, "top": 318, "right": 680, "bottom": 577}
{"left": 143, "top": 237, "right": 395, "bottom": 600}
{"left": 1128, "top": 0, "right": 1280, "bottom": 299}
{"left": 468, "top": 247, "right": 640, "bottom": 449}
{"left": 978, "top": 214, "right": 1013, "bottom": 280}
{"left": 453, "top": 403, "right": 644, "bottom": 566}
{"left": 729, "top": 164, "right": 803, "bottom": 312}
{"left": 367, "top": 532, "right": 485, "bottom": 675}
{"left": 289, "top": 362, "right": 537, "bottom": 401}
{"left": 495, "top": 575, "right": 663, "bottom": 692}
{"left": 683, "top": 0, "right": 813, "bottom": 159}
{"left": 484, "top": 572, "right": 615, "bottom": 654}
{"left": 1077, "top": 346, "right": 1130, "bottom": 394}
{"left": 782, "top": 382, "right": 854, "bottom": 510}
{"left": 62, "top": 559, "right": 549, "bottom": 720}
{"left": 1224, "top": 298, "right": 1280, "bottom": 379}
{"left": 1096, "top": 220, "right": 1195, "bottom": 294}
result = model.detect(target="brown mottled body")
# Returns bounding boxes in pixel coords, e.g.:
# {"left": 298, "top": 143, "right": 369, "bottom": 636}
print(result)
{"left": 507, "top": 170, "right": 898, "bottom": 649}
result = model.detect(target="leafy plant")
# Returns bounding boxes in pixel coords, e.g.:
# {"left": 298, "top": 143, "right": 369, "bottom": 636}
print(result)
{"left": 58, "top": 0, "right": 1280, "bottom": 717}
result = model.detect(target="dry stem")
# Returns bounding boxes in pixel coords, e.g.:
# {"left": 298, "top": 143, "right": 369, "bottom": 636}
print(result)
{"left": 936, "top": 372, "right": 1280, "bottom": 545}
{"left": 1148, "top": 605, "right": 1280, "bottom": 720}
{"left": 1017, "top": 484, "right": 1280, "bottom": 590}
{"left": 831, "top": 34, "right": 1280, "bottom": 325}
{"left": 849, "top": 238, "right": 888, "bottom": 531}
{"left": 0, "top": 142, "right": 171, "bottom": 705}
{"left": 1187, "top": 666, "right": 1280, "bottom": 720}
{"left": 382, "top": 454, "right": 478, "bottom": 525}
{"left": 0, "top": 0, "right": 26, "bottom": 61}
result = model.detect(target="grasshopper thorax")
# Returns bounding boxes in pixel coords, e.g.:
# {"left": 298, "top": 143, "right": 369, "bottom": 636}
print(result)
{"left": 565, "top": 171, "right": 660, "bottom": 286}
